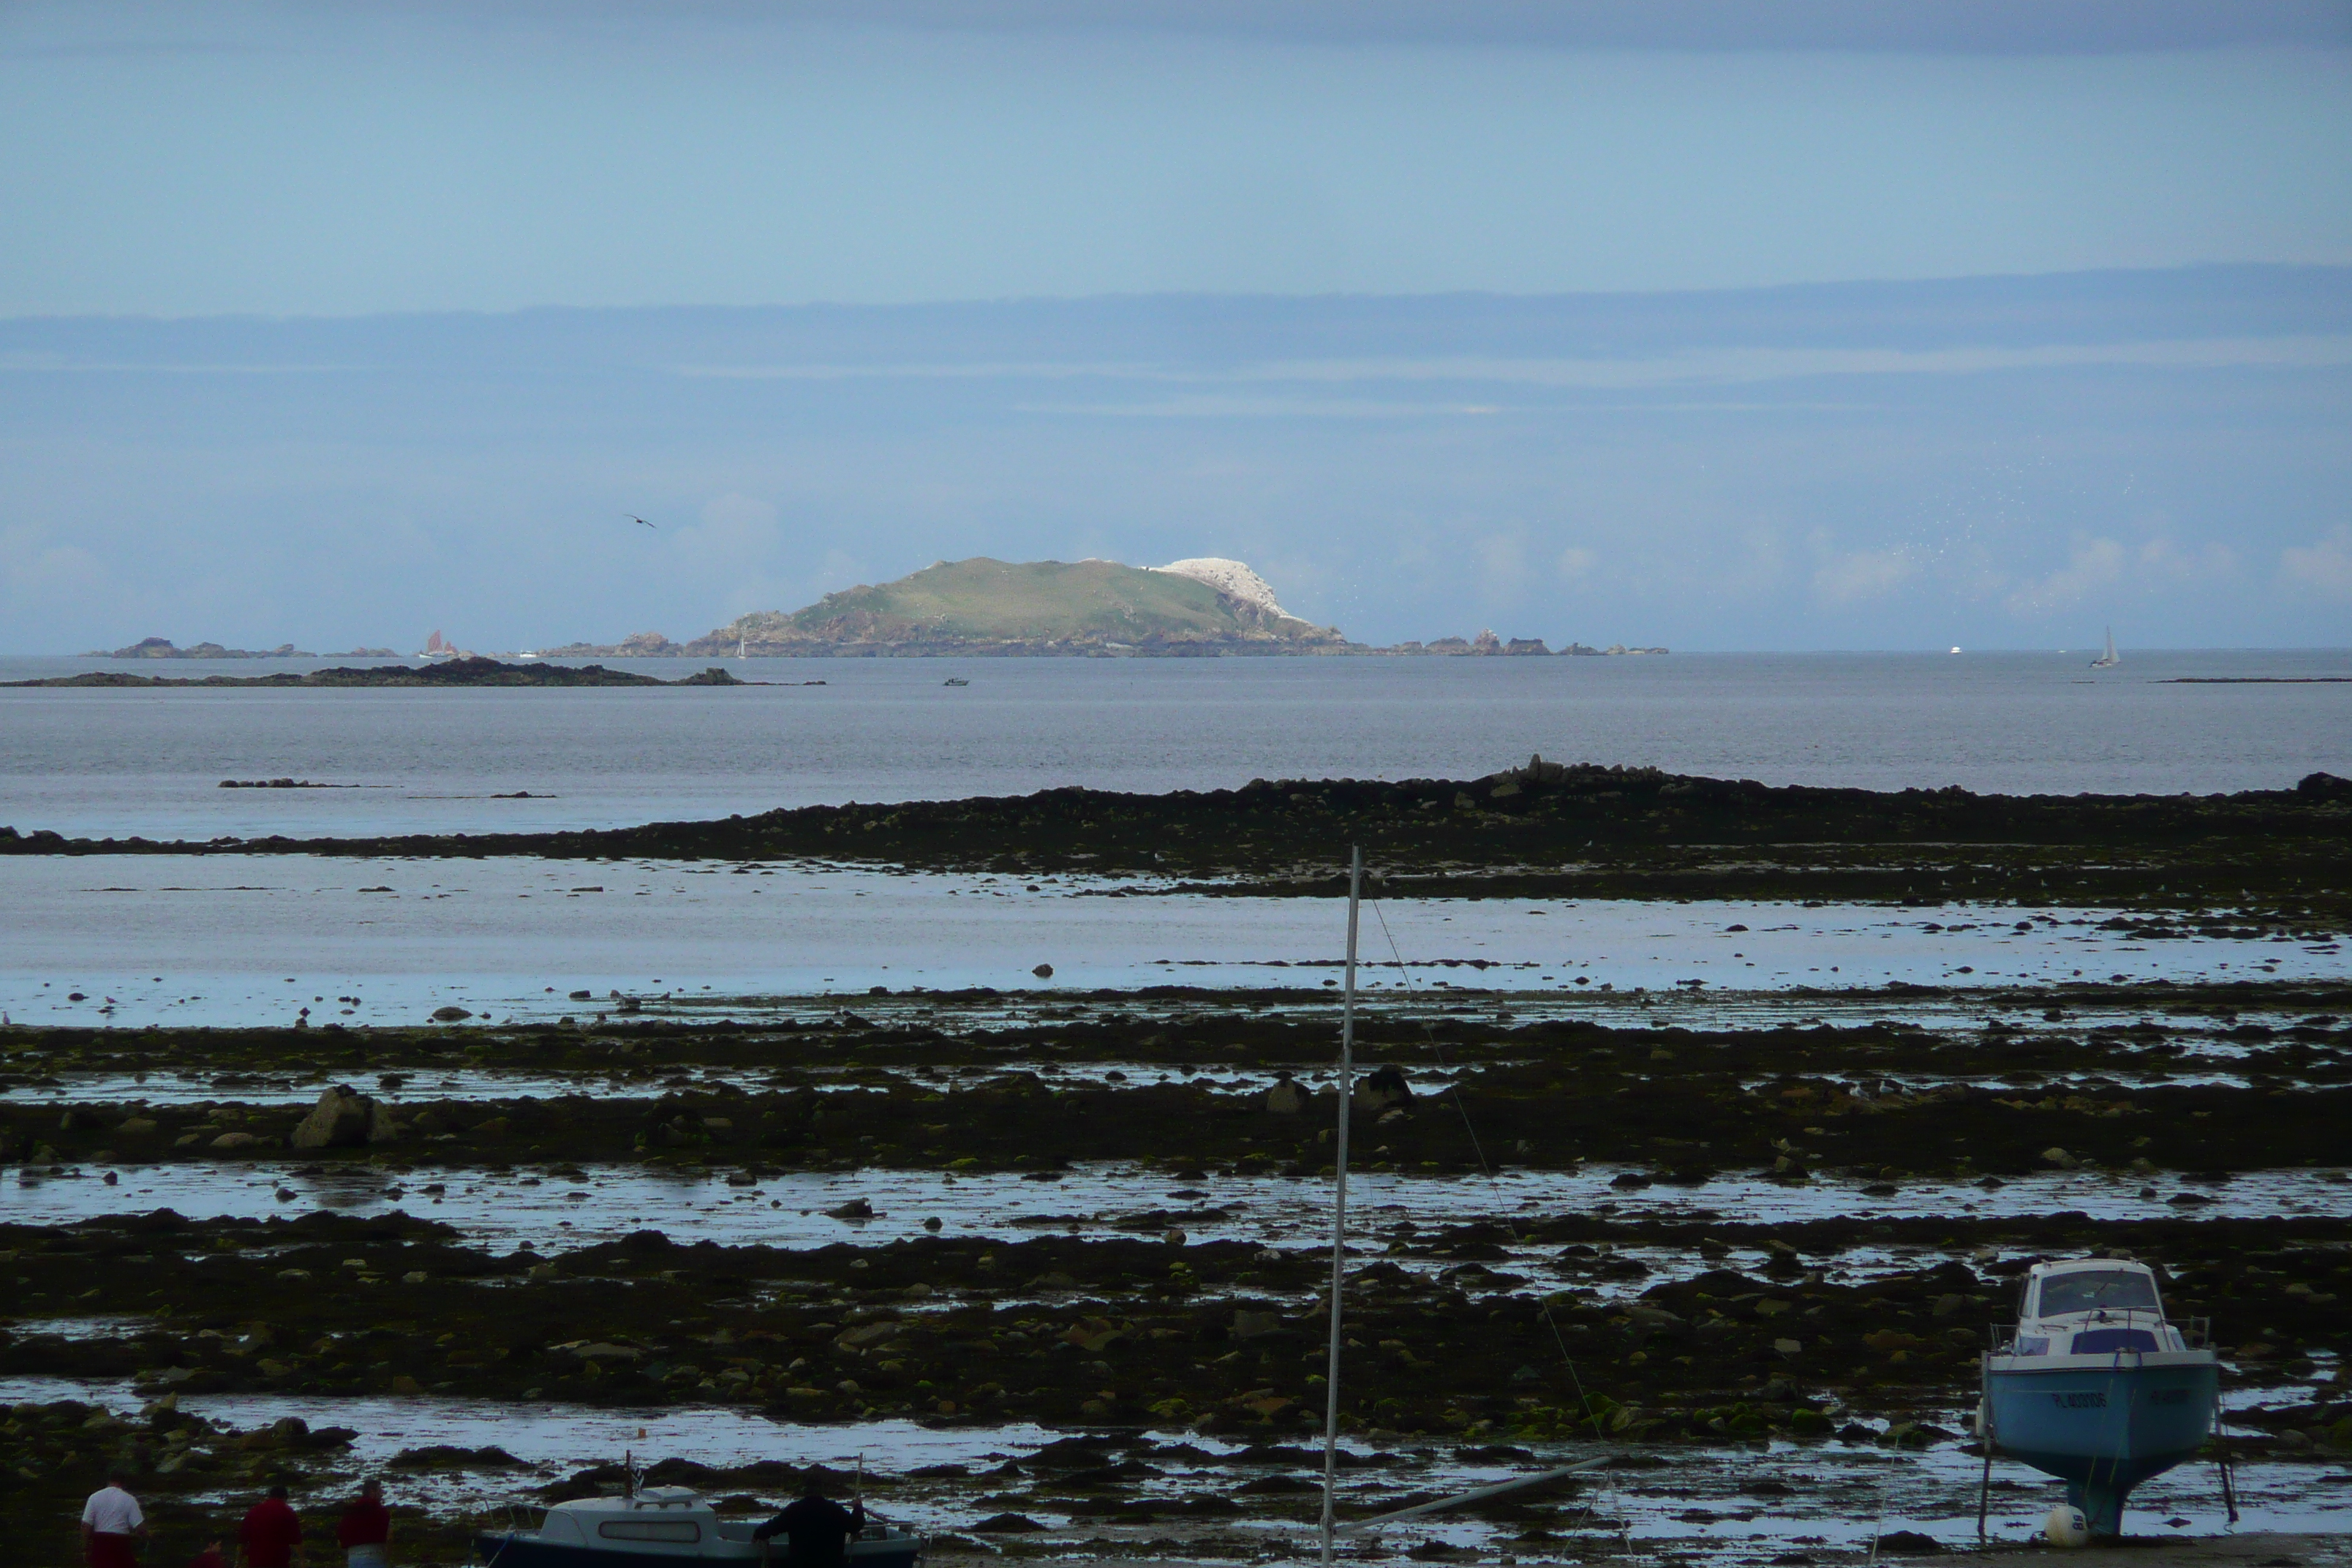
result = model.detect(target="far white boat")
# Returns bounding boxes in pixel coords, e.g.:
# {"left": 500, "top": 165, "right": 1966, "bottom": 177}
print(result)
{"left": 2090, "top": 627, "right": 2120, "bottom": 668}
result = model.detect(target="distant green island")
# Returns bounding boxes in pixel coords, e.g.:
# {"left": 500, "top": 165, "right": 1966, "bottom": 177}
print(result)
{"left": 72, "top": 557, "right": 1665, "bottom": 663}
{"left": 542, "top": 556, "right": 1667, "bottom": 659}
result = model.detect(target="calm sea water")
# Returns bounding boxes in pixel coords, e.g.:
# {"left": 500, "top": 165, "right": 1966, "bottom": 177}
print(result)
{"left": 1, "top": 649, "right": 2346, "bottom": 840}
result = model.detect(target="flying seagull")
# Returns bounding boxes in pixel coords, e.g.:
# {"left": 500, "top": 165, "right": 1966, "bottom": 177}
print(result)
{"left": 627, "top": 514, "right": 655, "bottom": 529}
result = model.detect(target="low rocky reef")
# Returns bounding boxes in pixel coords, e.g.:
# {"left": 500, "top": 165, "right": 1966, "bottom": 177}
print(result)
{"left": 4, "top": 762, "right": 2345, "bottom": 924}
{"left": 7, "top": 1204, "right": 2345, "bottom": 1440}
{"left": 9, "top": 657, "right": 745, "bottom": 689}
{"left": 8, "top": 982, "right": 2349, "bottom": 1176}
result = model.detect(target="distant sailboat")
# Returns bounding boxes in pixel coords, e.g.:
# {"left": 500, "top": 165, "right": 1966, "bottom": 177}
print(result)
{"left": 2090, "top": 627, "right": 2120, "bottom": 668}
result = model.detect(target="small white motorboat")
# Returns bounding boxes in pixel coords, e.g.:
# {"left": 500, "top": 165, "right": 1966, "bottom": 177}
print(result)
{"left": 1980, "top": 1257, "right": 2222, "bottom": 1539}
{"left": 473, "top": 1485, "right": 922, "bottom": 1568}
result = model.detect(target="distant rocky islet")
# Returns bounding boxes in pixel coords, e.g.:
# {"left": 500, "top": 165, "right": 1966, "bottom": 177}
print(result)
{"left": 87, "top": 636, "right": 398, "bottom": 659}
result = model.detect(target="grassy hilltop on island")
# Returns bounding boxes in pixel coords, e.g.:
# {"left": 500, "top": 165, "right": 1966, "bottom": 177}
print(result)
{"left": 553, "top": 556, "right": 1351, "bottom": 657}
{"left": 712, "top": 557, "right": 1343, "bottom": 655}
{"left": 745, "top": 556, "right": 1340, "bottom": 649}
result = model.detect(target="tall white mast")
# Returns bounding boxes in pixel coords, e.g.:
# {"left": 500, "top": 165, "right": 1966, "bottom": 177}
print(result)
{"left": 1319, "top": 845, "right": 1363, "bottom": 1566}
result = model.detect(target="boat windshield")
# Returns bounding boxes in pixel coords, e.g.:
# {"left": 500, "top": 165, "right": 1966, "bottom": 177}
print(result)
{"left": 2037, "top": 1269, "right": 2160, "bottom": 1317}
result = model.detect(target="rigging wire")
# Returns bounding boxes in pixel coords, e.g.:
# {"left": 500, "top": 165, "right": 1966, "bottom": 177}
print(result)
{"left": 1364, "top": 893, "right": 1632, "bottom": 1549}
{"left": 1319, "top": 847, "right": 1363, "bottom": 1567}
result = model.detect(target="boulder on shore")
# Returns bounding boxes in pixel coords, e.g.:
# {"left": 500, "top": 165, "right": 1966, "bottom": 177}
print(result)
{"left": 1355, "top": 1063, "right": 1414, "bottom": 1112}
{"left": 290, "top": 1085, "right": 400, "bottom": 1149}
{"left": 1264, "top": 1074, "right": 1308, "bottom": 1115}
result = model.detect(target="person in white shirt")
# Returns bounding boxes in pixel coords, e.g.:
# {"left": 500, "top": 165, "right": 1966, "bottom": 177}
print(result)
{"left": 81, "top": 1471, "right": 148, "bottom": 1568}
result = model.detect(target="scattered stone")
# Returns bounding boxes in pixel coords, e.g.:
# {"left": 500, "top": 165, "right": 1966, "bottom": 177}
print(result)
{"left": 1876, "top": 1531, "right": 1945, "bottom": 1554}
{"left": 1233, "top": 1310, "right": 1284, "bottom": 1340}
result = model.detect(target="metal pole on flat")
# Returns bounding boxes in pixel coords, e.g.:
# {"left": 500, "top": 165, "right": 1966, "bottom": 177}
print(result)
{"left": 1320, "top": 845, "right": 1362, "bottom": 1567}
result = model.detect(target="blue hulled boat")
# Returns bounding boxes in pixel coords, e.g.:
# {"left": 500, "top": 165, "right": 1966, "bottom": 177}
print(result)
{"left": 473, "top": 1485, "right": 923, "bottom": 1568}
{"left": 1980, "top": 1258, "right": 2220, "bottom": 1537}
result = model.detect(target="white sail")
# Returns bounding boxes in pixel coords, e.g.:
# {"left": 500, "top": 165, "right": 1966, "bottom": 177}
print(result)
{"left": 2091, "top": 626, "right": 2120, "bottom": 668}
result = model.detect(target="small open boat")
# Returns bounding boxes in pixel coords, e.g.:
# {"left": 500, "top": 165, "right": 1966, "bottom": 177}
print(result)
{"left": 473, "top": 1485, "right": 922, "bottom": 1568}
{"left": 1980, "top": 1257, "right": 2220, "bottom": 1537}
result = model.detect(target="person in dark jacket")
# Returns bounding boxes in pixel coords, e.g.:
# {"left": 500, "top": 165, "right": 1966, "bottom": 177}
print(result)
{"left": 336, "top": 1479, "right": 392, "bottom": 1568}
{"left": 752, "top": 1474, "right": 865, "bottom": 1568}
{"left": 239, "top": 1484, "right": 304, "bottom": 1568}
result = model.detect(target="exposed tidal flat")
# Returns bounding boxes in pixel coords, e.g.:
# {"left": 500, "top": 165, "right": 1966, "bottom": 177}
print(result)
{"left": 4, "top": 981, "right": 2350, "bottom": 1561}
{"left": 3, "top": 657, "right": 2348, "bottom": 1563}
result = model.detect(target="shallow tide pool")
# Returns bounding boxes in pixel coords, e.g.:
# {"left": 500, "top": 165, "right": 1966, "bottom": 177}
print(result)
{"left": 10, "top": 1160, "right": 2345, "bottom": 1255}
{"left": 2, "top": 858, "right": 2335, "bottom": 1029}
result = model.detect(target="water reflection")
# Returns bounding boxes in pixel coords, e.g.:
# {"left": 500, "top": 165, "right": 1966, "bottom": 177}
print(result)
{"left": 10, "top": 1159, "right": 2345, "bottom": 1257}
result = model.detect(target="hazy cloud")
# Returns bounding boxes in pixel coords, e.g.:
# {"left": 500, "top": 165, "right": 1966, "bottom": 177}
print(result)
{"left": 1813, "top": 546, "right": 1919, "bottom": 604}
{"left": 1473, "top": 532, "right": 1531, "bottom": 601}
{"left": 667, "top": 492, "right": 793, "bottom": 618}
{"left": 1, "top": 271, "right": 2343, "bottom": 651}
{"left": 2002, "top": 535, "right": 2235, "bottom": 617}
{"left": 0, "top": 527, "right": 110, "bottom": 611}
{"left": 2282, "top": 527, "right": 2352, "bottom": 600}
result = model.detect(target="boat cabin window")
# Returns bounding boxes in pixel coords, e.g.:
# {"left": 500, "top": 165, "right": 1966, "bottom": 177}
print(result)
{"left": 599, "top": 1520, "right": 701, "bottom": 1543}
{"left": 2035, "top": 1270, "right": 2158, "bottom": 1317}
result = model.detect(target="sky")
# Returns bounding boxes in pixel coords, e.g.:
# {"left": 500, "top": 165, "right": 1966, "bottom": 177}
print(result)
{"left": 2, "top": 0, "right": 2348, "bottom": 651}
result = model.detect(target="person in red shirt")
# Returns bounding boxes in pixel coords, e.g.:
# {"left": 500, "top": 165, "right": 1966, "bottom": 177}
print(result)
{"left": 188, "top": 1543, "right": 228, "bottom": 1568}
{"left": 239, "top": 1484, "right": 304, "bottom": 1568}
{"left": 336, "top": 1480, "right": 392, "bottom": 1568}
